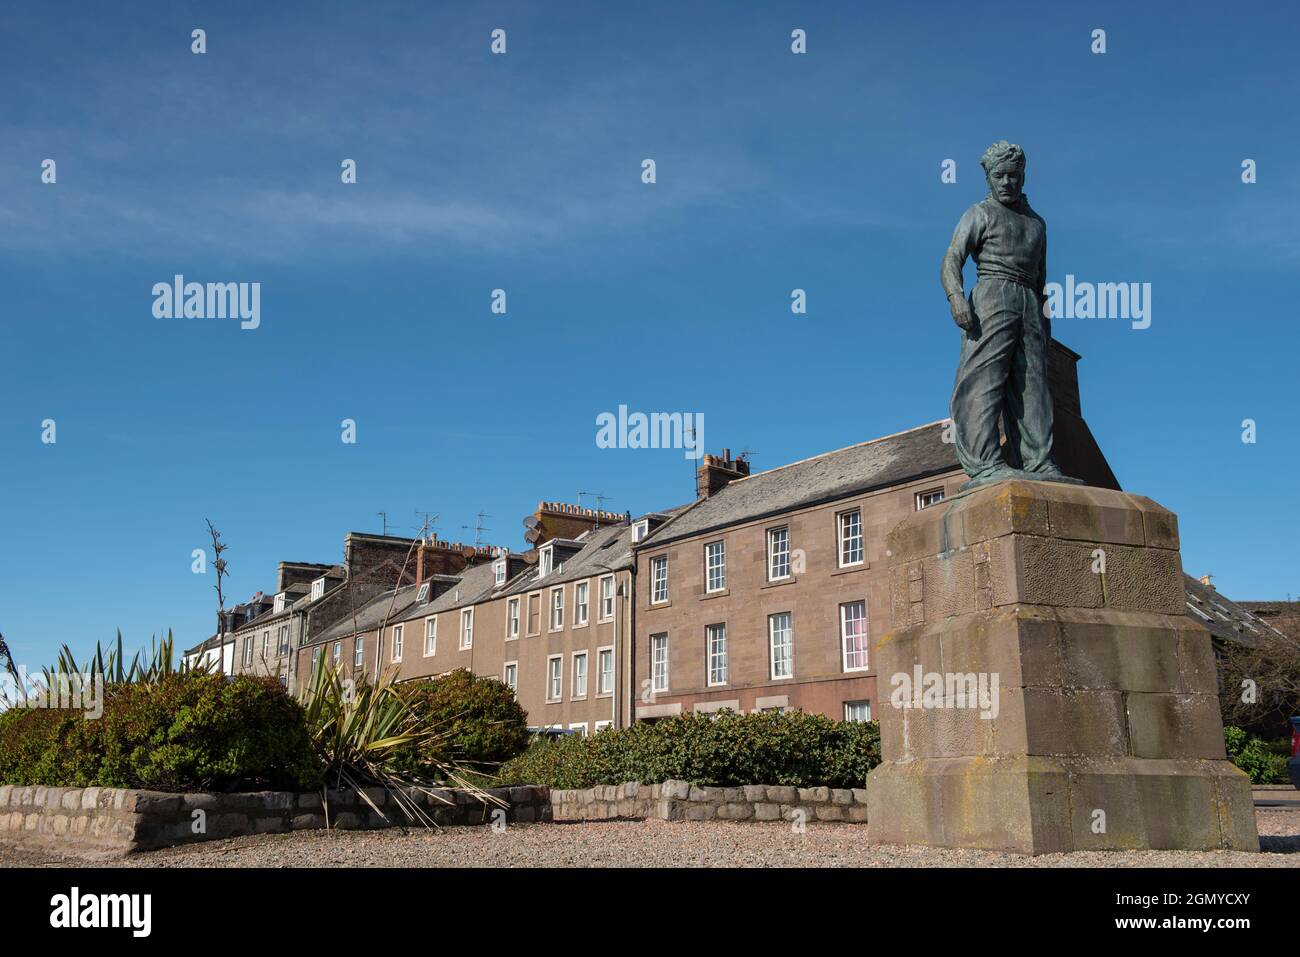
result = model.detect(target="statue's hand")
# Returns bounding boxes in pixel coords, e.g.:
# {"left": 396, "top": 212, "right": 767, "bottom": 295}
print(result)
{"left": 949, "top": 295, "right": 974, "bottom": 331}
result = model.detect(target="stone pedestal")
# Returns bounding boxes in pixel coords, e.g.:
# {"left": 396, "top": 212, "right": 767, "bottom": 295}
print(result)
{"left": 864, "top": 480, "right": 1258, "bottom": 854}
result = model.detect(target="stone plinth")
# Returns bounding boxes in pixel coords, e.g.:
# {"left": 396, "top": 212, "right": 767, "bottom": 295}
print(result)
{"left": 864, "top": 480, "right": 1258, "bottom": 854}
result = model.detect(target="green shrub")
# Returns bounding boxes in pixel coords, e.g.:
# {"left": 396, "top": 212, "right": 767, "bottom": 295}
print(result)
{"left": 1224, "top": 725, "right": 1288, "bottom": 785}
{"left": 0, "top": 673, "right": 321, "bottom": 792}
{"left": 396, "top": 670, "right": 530, "bottom": 772}
{"left": 498, "top": 711, "right": 880, "bottom": 789}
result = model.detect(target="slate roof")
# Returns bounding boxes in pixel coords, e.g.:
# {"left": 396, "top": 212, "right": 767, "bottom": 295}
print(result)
{"left": 389, "top": 560, "right": 511, "bottom": 625}
{"left": 502, "top": 521, "right": 635, "bottom": 596}
{"left": 234, "top": 604, "right": 291, "bottom": 631}
{"left": 422, "top": 561, "right": 505, "bottom": 614}
{"left": 183, "top": 633, "right": 228, "bottom": 656}
{"left": 314, "top": 584, "right": 423, "bottom": 643}
{"left": 1183, "top": 576, "right": 1283, "bottom": 648}
{"left": 643, "top": 421, "right": 958, "bottom": 547}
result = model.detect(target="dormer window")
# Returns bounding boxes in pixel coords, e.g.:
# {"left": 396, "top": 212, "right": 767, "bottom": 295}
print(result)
{"left": 273, "top": 592, "right": 288, "bottom": 614}
{"left": 311, "top": 578, "right": 325, "bottom": 601}
{"left": 538, "top": 545, "right": 554, "bottom": 578}
{"left": 633, "top": 520, "right": 649, "bottom": 543}
{"left": 416, "top": 582, "right": 430, "bottom": 603}
{"left": 494, "top": 560, "right": 506, "bottom": 585}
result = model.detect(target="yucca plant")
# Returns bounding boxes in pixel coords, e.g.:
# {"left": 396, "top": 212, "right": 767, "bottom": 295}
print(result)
{"left": 302, "top": 661, "right": 503, "bottom": 827}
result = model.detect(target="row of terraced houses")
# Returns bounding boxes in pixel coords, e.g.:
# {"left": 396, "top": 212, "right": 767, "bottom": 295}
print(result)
{"left": 184, "top": 343, "right": 1283, "bottom": 733}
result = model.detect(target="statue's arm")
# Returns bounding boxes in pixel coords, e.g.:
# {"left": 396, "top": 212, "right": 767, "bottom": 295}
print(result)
{"left": 941, "top": 206, "right": 981, "bottom": 329}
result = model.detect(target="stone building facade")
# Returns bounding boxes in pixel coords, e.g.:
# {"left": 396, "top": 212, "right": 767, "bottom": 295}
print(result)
{"left": 215, "top": 534, "right": 496, "bottom": 694}
{"left": 634, "top": 433, "right": 966, "bottom": 724}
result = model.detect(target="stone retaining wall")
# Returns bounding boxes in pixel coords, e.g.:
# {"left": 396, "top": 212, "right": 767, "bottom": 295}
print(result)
{"left": 551, "top": 780, "right": 869, "bottom": 823}
{"left": 0, "top": 784, "right": 551, "bottom": 857}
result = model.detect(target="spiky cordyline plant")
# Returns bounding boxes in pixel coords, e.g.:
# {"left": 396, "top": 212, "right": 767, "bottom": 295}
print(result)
{"left": 42, "top": 629, "right": 178, "bottom": 687}
{"left": 302, "top": 661, "right": 504, "bottom": 827}
{"left": 0, "top": 630, "right": 181, "bottom": 711}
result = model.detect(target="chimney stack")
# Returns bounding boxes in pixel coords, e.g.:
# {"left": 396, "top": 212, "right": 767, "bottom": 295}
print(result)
{"left": 526, "top": 501, "right": 626, "bottom": 545}
{"left": 696, "top": 448, "right": 750, "bottom": 499}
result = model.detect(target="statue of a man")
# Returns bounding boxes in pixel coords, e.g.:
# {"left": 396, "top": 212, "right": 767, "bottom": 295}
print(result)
{"left": 942, "top": 140, "right": 1068, "bottom": 487}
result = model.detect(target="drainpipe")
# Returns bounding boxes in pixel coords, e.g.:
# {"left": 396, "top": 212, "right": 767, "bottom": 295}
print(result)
{"left": 288, "top": 607, "right": 302, "bottom": 694}
{"left": 618, "top": 568, "right": 633, "bottom": 729}
{"left": 612, "top": 576, "right": 620, "bottom": 729}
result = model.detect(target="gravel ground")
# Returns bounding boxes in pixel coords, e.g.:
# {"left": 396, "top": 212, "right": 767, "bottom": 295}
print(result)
{"left": 2, "top": 807, "right": 1297, "bottom": 868}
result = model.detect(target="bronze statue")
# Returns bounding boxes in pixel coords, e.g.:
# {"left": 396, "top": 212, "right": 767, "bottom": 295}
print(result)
{"left": 942, "top": 141, "right": 1071, "bottom": 487}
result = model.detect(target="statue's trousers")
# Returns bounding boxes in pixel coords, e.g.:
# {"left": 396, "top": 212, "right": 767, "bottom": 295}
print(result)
{"left": 950, "top": 277, "right": 1056, "bottom": 482}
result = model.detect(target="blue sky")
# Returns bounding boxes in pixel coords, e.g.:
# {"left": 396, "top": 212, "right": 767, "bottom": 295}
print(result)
{"left": 2, "top": 1, "right": 1297, "bottom": 667}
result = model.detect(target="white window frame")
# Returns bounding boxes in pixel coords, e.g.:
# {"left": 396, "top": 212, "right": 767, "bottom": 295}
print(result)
{"left": 242, "top": 636, "right": 253, "bottom": 667}
{"left": 423, "top": 617, "right": 437, "bottom": 656}
{"left": 311, "top": 647, "right": 321, "bottom": 671}
{"left": 460, "top": 607, "right": 474, "bottom": 649}
{"left": 354, "top": 636, "right": 365, "bottom": 668}
{"left": 632, "top": 520, "right": 649, "bottom": 542}
{"left": 416, "top": 582, "right": 430, "bottom": 603}
{"left": 278, "top": 625, "right": 290, "bottom": 657}
{"left": 546, "top": 654, "right": 563, "bottom": 702}
{"left": 273, "top": 593, "right": 288, "bottom": 614}
{"left": 915, "top": 487, "right": 946, "bottom": 510}
{"left": 261, "top": 630, "right": 271, "bottom": 658}
{"left": 331, "top": 641, "right": 341, "bottom": 664}
{"left": 840, "top": 600, "right": 869, "bottom": 672}
{"left": 650, "top": 633, "right": 669, "bottom": 693}
{"left": 769, "top": 611, "right": 793, "bottom": 680}
{"left": 838, "top": 509, "right": 864, "bottom": 567}
{"left": 503, "top": 660, "right": 518, "bottom": 693}
{"left": 598, "top": 574, "right": 615, "bottom": 621}
{"left": 550, "top": 586, "right": 564, "bottom": 631}
{"left": 568, "top": 722, "right": 589, "bottom": 737}
{"left": 594, "top": 720, "right": 612, "bottom": 733}
{"left": 538, "top": 544, "right": 554, "bottom": 578}
{"left": 706, "top": 623, "right": 728, "bottom": 686}
{"left": 311, "top": 578, "right": 325, "bottom": 601}
{"left": 574, "top": 580, "right": 589, "bottom": 626}
{"left": 844, "top": 700, "right": 872, "bottom": 722}
{"left": 506, "top": 597, "right": 520, "bottom": 639}
{"left": 597, "top": 646, "right": 614, "bottom": 696}
{"left": 705, "top": 541, "right": 726, "bottom": 593}
{"left": 650, "top": 555, "right": 669, "bottom": 604}
{"left": 391, "top": 623, "right": 404, "bottom": 662}
{"left": 767, "top": 526, "right": 791, "bottom": 581}
{"left": 572, "top": 651, "right": 588, "bottom": 699}
{"left": 494, "top": 560, "right": 506, "bottom": 585}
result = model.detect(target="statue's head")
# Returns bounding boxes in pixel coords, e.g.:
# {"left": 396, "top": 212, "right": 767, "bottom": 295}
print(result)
{"left": 980, "top": 140, "right": 1026, "bottom": 207}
